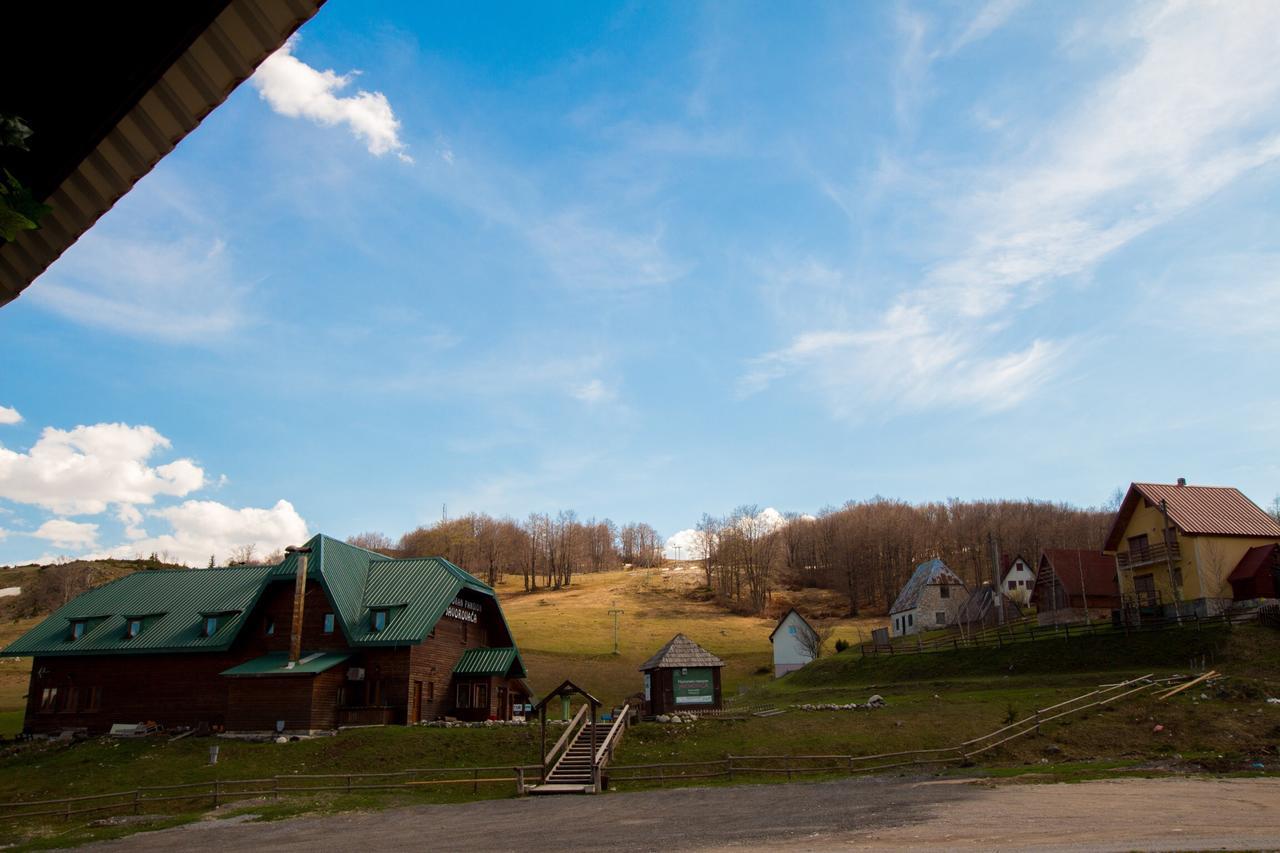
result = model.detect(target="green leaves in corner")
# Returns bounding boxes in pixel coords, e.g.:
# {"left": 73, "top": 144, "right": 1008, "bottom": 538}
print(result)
{"left": 0, "top": 169, "right": 51, "bottom": 241}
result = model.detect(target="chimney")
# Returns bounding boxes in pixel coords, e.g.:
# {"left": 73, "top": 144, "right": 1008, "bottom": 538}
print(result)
{"left": 284, "top": 545, "right": 312, "bottom": 667}
{"left": 1176, "top": 477, "right": 1187, "bottom": 487}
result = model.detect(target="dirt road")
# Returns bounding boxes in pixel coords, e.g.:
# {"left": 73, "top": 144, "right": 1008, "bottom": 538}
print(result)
{"left": 88, "top": 776, "right": 1280, "bottom": 852}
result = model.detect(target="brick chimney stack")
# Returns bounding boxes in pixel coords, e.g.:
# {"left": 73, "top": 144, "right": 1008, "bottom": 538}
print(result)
{"left": 284, "top": 545, "right": 312, "bottom": 668}
{"left": 1176, "top": 477, "right": 1187, "bottom": 487}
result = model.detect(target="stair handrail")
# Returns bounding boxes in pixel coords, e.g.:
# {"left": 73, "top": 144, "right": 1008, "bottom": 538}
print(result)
{"left": 543, "top": 703, "right": 588, "bottom": 768}
{"left": 595, "top": 703, "right": 630, "bottom": 766}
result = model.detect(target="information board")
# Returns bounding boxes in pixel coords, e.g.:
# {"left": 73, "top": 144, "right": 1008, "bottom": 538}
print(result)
{"left": 672, "top": 667, "right": 714, "bottom": 705}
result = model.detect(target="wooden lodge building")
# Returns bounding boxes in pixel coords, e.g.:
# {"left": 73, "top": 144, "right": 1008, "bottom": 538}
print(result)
{"left": 2, "top": 535, "right": 530, "bottom": 734}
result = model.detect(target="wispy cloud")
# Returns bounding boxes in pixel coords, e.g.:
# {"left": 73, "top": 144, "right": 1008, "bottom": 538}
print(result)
{"left": 0, "top": 406, "right": 20, "bottom": 426}
{"left": 31, "top": 234, "right": 249, "bottom": 342}
{"left": 748, "top": 1, "right": 1280, "bottom": 417}
{"left": 253, "top": 38, "right": 412, "bottom": 163}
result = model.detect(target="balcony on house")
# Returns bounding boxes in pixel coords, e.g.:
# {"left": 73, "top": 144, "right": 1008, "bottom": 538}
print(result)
{"left": 1116, "top": 540, "right": 1180, "bottom": 571}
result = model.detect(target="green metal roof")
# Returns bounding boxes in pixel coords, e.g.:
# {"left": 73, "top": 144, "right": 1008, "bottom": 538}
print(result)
{"left": 1, "top": 565, "right": 272, "bottom": 657}
{"left": 452, "top": 646, "right": 525, "bottom": 677}
{"left": 220, "top": 651, "right": 351, "bottom": 677}
{"left": 2, "top": 534, "right": 521, "bottom": 659}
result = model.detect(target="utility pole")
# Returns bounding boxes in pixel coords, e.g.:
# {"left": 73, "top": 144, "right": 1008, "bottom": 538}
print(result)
{"left": 608, "top": 601, "right": 624, "bottom": 655}
{"left": 1158, "top": 499, "right": 1182, "bottom": 624}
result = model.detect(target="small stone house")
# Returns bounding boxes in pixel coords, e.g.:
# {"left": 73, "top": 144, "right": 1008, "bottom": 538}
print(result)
{"left": 769, "top": 608, "right": 817, "bottom": 677}
{"left": 889, "top": 559, "right": 969, "bottom": 637}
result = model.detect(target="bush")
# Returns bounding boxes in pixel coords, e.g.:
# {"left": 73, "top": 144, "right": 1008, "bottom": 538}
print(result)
{"left": 834, "top": 638, "right": 850, "bottom": 653}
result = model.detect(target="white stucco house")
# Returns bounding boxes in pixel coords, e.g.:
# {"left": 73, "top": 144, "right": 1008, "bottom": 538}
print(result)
{"left": 769, "top": 608, "right": 818, "bottom": 677}
{"left": 889, "top": 558, "right": 969, "bottom": 637}
{"left": 1001, "top": 555, "right": 1037, "bottom": 604}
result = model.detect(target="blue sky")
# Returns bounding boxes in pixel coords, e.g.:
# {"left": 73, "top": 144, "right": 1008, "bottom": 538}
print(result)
{"left": 2, "top": 0, "right": 1279, "bottom": 565}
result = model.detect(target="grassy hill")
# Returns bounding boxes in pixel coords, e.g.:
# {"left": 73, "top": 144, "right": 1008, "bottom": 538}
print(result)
{"left": 495, "top": 565, "right": 884, "bottom": 704}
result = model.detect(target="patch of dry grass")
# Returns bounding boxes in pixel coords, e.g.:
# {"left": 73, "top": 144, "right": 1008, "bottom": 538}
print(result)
{"left": 496, "top": 566, "right": 885, "bottom": 704}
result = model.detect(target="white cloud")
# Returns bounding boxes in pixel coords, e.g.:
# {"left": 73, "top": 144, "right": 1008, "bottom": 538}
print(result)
{"left": 32, "top": 519, "right": 99, "bottom": 550}
{"left": 663, "top": 528, "right": 705, "bottom": 560}
{"left": 31, "top": 234, "right": 248, "bottom": 342}
{"left": 571, "top": 379, "right": 616, "bottom": 404}
{"left": 253, "top": 39, "right": 411, "bottom": 163}
{"left": 663, "top": 507, "right": 789, "bottom": 559}
{"left": 0, "top": 406, "right": 21, "bottom": 425}
{"left": 94, "top": 499, "right": 308, "bottom": 567}
{"left": 750, "top": 1, "right": 1280, "bottom": 416}
{"left": 0, "top": 423, "right": 204, "bottom": 515}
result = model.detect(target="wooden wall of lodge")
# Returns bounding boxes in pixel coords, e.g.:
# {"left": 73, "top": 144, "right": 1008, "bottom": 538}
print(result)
{"left": 22, "top": 577, "right": 525, "bottom": 733}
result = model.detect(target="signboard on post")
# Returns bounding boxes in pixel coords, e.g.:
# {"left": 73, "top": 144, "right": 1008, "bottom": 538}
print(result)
{"left": 672, "top": 667, "right": 714, "bottom": 705}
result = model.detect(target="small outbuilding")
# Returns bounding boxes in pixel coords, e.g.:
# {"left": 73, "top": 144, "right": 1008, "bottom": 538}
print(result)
{"left": 954, "top": 582, "right": 1023, "bottom": 630}
{"left": 1034, "top": 549, "right": 1121, "bottom": 625}
{"left": 1228, "top": 543, "right": 1279, "bottom": 601}
{"left": 769, "top": 608, "right": 817, "bottom": 677}
{"left": 638, "top": 633, "right": 724, "bottom": 716}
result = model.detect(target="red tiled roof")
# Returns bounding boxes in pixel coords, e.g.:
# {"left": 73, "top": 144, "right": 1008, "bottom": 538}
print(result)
{"left": 1103, "top": 482, "right": 1280, "bottom": 551}
{"left": 1038, "top": 549, "right": 1119, "bottom": 600}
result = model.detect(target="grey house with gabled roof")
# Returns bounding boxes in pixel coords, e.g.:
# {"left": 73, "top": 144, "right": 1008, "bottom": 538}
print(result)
{"left": 889, "top": 558, "right": 970, "bottom": 638}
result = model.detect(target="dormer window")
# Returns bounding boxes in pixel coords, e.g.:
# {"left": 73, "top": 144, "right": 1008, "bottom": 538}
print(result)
{"left": 125, "top": 618, "right": 143, "bottom": 639}
{"left": 371, "top": 609, "right": 388, "bottom": 632}
{"left": 323, "top": 613, "right": 335, "bottom": 634}
{"left": 70, "top": 620, "right": 86, "bottom": 641}
{"left": 203, "top": 616, "right": 220, "bottom": 637}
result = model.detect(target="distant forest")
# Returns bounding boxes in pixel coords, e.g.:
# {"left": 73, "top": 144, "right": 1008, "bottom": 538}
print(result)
{"left": 350, "top": 513, "right": 663, "bottom": 592}
{"left": 352, "top": 496, "right": 1116, "bottom": 616}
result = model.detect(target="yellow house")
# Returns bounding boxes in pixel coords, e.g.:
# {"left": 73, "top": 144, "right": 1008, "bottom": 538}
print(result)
{"left": 1103, "top": 480, "right": 1280, "bottom": 617}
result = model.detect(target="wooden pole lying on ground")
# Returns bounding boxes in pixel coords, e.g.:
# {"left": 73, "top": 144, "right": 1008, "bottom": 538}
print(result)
{"left": 1156, "top": 670, "right": 1218, "bottom": 701}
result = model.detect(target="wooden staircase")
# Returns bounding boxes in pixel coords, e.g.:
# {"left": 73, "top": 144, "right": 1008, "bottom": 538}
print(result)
{"left": 533, "top": 722, "right": 603, "bottom": 794}
{"left": 529, "top": 703, "right": 631, "bottom": 795}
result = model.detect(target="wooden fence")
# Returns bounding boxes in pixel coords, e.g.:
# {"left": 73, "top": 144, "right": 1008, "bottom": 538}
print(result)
{"left": 859, "top": 610, "right": 1253, "bottom": 658}
{"left": 0, "top": 765, "right": 543, "bottom": 825}
{"left": 608, "top": 673, "right": 1181, "bottom": 788}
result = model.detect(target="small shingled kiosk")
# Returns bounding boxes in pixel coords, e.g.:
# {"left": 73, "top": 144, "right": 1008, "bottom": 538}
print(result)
{"left": 639, "top": 633, "right": 724, "bottom": 716}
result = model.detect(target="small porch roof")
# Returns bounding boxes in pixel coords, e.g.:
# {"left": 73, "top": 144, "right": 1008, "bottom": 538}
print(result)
{"left": 220, "top": 650, "right": 350, "bottom": 677}
{"left": 452, "top": 646, "right": 526, "bottom": 678}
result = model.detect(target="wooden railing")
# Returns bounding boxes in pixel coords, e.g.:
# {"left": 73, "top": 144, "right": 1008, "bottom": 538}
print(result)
{"left": 543, "top": 703, "right": 588, "bottom": 778}
{"left": 859, "top": 610, "right": 1241, "bottom": 658}
{"left": 593, "top": 703, "right": 630, "bottom": 792}
{"left": 337, "top": 706, "right": 397, "bottom": 726}
{"left": 1116, "top": 541, "right": 1180, "bottom": 570}
{"left": 609, "top": 674, "right": 1182, "bottom": 787}
{"left": 0, "top": 765, "right": 545, "bottom": 825}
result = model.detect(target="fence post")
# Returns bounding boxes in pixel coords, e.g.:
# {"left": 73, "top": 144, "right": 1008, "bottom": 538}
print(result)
{"left": 847, "top": 755, "right": 854, "bottom": 774}
{"left": 727, "top": 757, "right": 735, "bottom": 781}
{"left": 473, "top": 768, "right": 479, "bottom": 794}
{"left": 515, "top": 766, "right": 526, "bottom": 796}
{"left": 133, "top": 789, "right": 141, "bottom": 816}
{"left": 1065, "top": 623, "right": 1070, "bottom": 639}
{"left": 273, "top": 778, "right": 280, "bottom": 801}
{"left": 346, "top": 774, "right": 352, "bottom": 794}
{"left": 213, "top": 780, "right": 220, "bottom": 808}
{"left": 786, "top": 755, "right": 793, "bottom": 781}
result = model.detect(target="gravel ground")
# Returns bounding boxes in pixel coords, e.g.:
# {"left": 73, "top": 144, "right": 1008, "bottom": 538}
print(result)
{"left": 85, "top": 775, "right": 1280, "bottom": 852}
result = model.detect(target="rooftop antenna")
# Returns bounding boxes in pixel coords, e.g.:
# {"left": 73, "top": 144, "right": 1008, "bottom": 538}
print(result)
{"left": 442, "top": 503, "right": 448, "bottom": 523}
